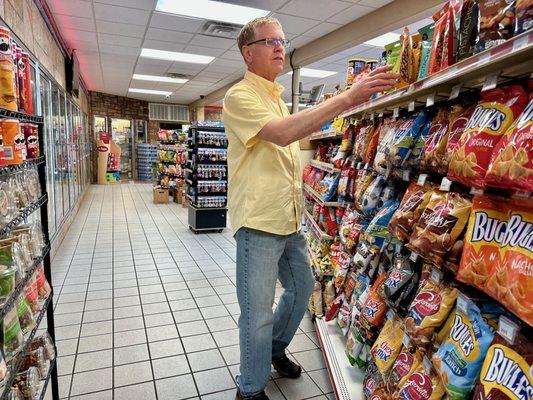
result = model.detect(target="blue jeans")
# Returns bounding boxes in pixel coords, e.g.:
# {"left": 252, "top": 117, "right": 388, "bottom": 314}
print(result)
{"left": 235, "top": 227, "right": 315, "bottom": 396}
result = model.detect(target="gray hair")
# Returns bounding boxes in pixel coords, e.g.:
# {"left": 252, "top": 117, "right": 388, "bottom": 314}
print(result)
{"left": 237, "top": 16, "right": 282, "bottom": 54}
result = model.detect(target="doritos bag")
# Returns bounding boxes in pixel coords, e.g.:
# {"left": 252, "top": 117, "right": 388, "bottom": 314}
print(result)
{"left": 485, "top": 99, "right": 533, "bottom": 193}
{"left": 448, "top": 85, "right": 528, "bottom": 189}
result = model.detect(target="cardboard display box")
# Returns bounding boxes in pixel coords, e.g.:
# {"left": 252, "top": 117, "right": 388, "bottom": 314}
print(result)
{"left": 153, "top": 187, "right": 169, "bottom": 204}
{"left": 173, "top": 189, "right": 183, "bottom": 204}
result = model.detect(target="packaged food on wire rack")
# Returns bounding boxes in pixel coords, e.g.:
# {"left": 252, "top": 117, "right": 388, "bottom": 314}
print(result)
{"left": 370, "top": 315, "right": 404, "bottom": 376}
{"left": 11, "top": 366, "right": 39, "bottom": 400}
{"left": 28, "top": 333, "right": 55, "bottom": 361}
{"left": 16, "top": 292, "right": 35, "bottom": 334}
{"left": 0, "top": 265, "right": 16, "bottom": 305}
{"left": 386, "top": 111, "right": 429, "bottom": 170}
{"left": 24, "top": 274, "right": 39, "bottom": 313}
{"left": 0, "top": 27, "right": 18, "bottom": 112}
{"left": 20, "top": 346, "right": 49, "bottom": 379}
{"left": 2, "top": 307, "right": 24, "bottom": 359}
{"left": 387, "top": 346, "right": 423, "bottom": 396}
{"left": 397, "top": 360, "right": 446, "bottom": 400}
{"left": 485, "top": 98, "right": 533, "bottom": 192}
{"left": 448, "top": 85, "right": 528, "bottom": 189}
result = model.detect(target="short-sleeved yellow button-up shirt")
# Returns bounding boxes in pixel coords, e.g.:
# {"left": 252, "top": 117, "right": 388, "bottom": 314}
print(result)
{"left": 222, "top": 70, "right": 302, "bottom": 236}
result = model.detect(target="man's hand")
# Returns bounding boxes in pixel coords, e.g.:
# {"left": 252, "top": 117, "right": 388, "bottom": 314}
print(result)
{"left": 343, "top": 65, "right": 399, "bottom": 107}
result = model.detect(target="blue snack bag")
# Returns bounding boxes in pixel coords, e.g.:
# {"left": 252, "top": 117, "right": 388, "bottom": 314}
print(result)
{"left": 432, "top": 294, "right": 495, "bottom": 400}
{"left": 388, "top": 111, "right": 429, "bottom": 168}
{"left": 364, "top": 199, "right": 400, "bottom": 252}
{"left": 361, "top": 175, "right": 386, "bottom": 217}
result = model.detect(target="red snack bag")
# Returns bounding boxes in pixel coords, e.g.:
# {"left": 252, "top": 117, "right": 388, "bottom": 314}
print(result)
{"left": 360, "top": 274, "right": 389, "bottom": 329}
{"left": 448, "top": 85, "right": 529, "bottom": 188}
{"left": 485, "top": 99, "right": 533, "bottom": 192}
{"left": 363, "top": 120, "right": 382, "bottom": 165}
{"left": 429, "top": 4, "right": 449, "bottom": 75}
{"left": 443, "top": 103, "right": 476, "bottom": 173}
{"left": 320, "top": 206, "right": 338, "bottom": 237}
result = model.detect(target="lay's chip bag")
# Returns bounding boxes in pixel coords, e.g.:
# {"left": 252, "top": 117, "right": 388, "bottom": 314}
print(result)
{"left": 472, "top": 316, "right": 533, "bottom": 400}
{"left": 447, "top": 85, "right": 528, "bottom": 189}
{"left": 370, "top": 316, "right": 403, "bottom": 376}
{"left": 432, "top": 294, "right": 496, "bottom": 399}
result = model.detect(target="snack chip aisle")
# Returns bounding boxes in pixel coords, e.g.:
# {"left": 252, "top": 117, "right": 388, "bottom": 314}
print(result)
{"left": 303, "top": 12, "right": 533, "bottom": 400}
{"left": 155, "top": 129, "right": 188, "bottom": 193}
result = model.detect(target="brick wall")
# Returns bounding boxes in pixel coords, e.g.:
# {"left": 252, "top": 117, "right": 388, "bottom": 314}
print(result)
{"left": 90, "top": 91, "right": 149, "bottom": 121}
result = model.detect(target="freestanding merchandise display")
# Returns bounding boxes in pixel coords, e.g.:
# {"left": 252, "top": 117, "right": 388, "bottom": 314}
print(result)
{"left": 185, "top": 122, "right": 227, "bottom": 233}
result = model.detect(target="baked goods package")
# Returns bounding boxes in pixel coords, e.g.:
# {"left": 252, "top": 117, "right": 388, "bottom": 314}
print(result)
{"left": 370, "top": 316, "right": 404, "bottom": 376}
{"left": 404, "top": 277, "right": 458, "bottom": 350}
{"left": 456, "top": 195, "right": 509, "bottom": 292}
{"left": 397, "top": 362, "right": 447, "bottom": 400}
{"left": 448, "top": 85, "right": 528, "bottom": 189}
{"left": 420, "top": 108, "right": 450, "bottom": 174}
{"left": 485, "top": 99, "right": 533, "bottom": 192}
{"left": 475, "top": 0, "right": 516, "bottom": 53}
{"left": 432, "top": 294, "right": 496, "bottom": 399}
{"left": 407, "top": 191, "right": 472, "bottom": 266}
{"left": 472, "top": 316, "right": 533, "bottom": 400}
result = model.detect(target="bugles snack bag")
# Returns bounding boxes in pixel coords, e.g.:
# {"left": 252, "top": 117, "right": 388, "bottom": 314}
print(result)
{"left": 0, "top": 27, "right": 17, "bottom": 111}
{"left": 485, "top": 99, "right": 533, "bottom": 193}
{"left": 447, "top": 85, "right": 528, "bottom": 189}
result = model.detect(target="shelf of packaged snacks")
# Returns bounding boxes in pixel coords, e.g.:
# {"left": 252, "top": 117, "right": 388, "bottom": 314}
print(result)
{"left": 0, "top": 108, "right": 44, "bottom": 124}
{"left": 195, "top": 161, "right": 227, "bottom": 166}
{"left": 304, "top": 209, "right": 334, "bottom": 242}
{"left": 159, "top": 160, "right": 180, "bottom": 164}
{"left": 303, "top": 184, "right": 342, "bottom": 207}
{"left": 0, "top": 294, "right": 53, "bottom": 400}
{"left": 310, "top": 127, "right": 343, "bottom": 141}
{"left": 160, "top": 172, "right": 184, "bottom": 179}
{"left": 0, "top": 156, "right": 46, "bottom": 177}
{"left": 0, "top": 194, "right": 47, "bottom": 238}
{"left": 158, "top": 140, "right": 186, "bottom": 146}
{"left": 309, "top": 159, "right": 340, "bottom": 174}
{"left": 183, "top": 168, "right": 193, "bottom": 174}
{"left": 37, "top": 357, "right": 56, "bottom": 400}
{"left": 193, "top": 144, "right": 228, "bottom": 150}
{"left": 340, "top": 30, "right": 533, "bottom": 119}
{"left": 314, "top": 318, "right": 365, "bottom": 400}
{"left": 0, "top": 243, "right": 50, "bottom": 321}
{"left": 189, "top": 204, "right": 227, "bottom": 211}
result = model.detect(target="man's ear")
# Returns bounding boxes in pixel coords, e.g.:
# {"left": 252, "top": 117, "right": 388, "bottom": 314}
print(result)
{"left": 242, "top": 45, "right": 253, "bottom": 65}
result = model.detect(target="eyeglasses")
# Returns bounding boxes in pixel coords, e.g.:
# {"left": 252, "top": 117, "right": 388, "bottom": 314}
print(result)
{"left": 245, "top": 38, "right": 291, "bottom": 49}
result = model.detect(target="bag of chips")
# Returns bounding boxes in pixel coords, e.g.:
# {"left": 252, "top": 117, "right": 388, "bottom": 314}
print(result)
{"left": 387, "top": 111, "right": 429, "bottom": 169}
{"left": 417, "top": 23, "right": 435, "bottom": 80}
{"left": 320, "top": 206, "right": 338, "bottom": 237}
{"left": 384, "top": 253, "right": 421, "bottom": 315}
{"left": 405, "top": 278, "right": 458, "bottom": 350}
{"left": 408, "top": 191, "right": 472, "bottom": 266}
{"left": 388, "top": 347, "right": 423, "bottom": 396}
{"left": 364, "top": 199, "right": 400, "bottom": 253}
{"left": 397, "top": 362, "right": 447, "bottom": 400}
{"left": 515, "top": 0, "right": 533, "bottom": 35}
{"left": 448, "top": 85, "right": 528, "bottom": 188}
{"left": 485, "top": 99, "right": 533, "bottom": 192}
{"left": 397, "top": 28, "right": 419, "bottom": 88}
{"left": 429, "top": 4, "right": 450, "bottom": 75}
{"left": 456, "top": 195, "right": 509, "bottom": 293}
{"left": 346, "top": 324, "right": 367, "bottom": 367}
{"left": 405, "top": 117, "right": 432, "bottom": 171}
{"left": 361, "top": 175, "right": 387, "bottom": 218}
{"left": 420, "top": 108, "right": 450, "bottom": 174}
{"left": 363, "top": 362, "right": 386, "bottom": 400}
{"left": 472, "top": 316, "right": 533, "bottom": 400}
{"left": 433, "top": 294, "right": 496, "bottom": 399}
{"left": 457, "top": 0, "right": 479, "bottom": 61}
{"left": 443, "top": 103, "right": 476, "bottom": 174}
{"left": 338, "top": 157, "right": 357, "bottom": 202}
{"left": 337, "top": 297, "right": 353, "bottom": 336}
{"left": 374, "top": 118, "right": 399, "bottom": 175}
{"left": 363, "top": 120, "right": 382, "bottom": 165}
{"left": 371, "top": 316, "right": 404, "bottom": 376}
{"left": 389, "top": 182, "right": 435, "bottom": 242}
{"left": 342, "top": 124, "right": 356, "bottom": 153}
{"left": 360, "top": 274, "right": 389, "bottom": 330}
{"left": 475, "top": 0, "right": 516, "bottom": 53}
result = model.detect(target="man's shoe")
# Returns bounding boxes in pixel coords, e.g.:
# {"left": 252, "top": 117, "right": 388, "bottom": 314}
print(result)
{"left": 272, "top": 354, "right": 302, "bottom": 379}
{"left": 235, "top": 389, "right": 270, "bottom": 400}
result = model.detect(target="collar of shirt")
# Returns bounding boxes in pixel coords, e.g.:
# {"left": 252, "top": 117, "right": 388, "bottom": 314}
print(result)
{"left": 243, "top": 70, "right": 285, "bottom": 100}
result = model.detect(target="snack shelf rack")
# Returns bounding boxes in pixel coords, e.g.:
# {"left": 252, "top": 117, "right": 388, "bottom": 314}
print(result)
{"left": 309, "top": 160, "right": 340, "bottom": 174}
{"left": 186, "top": 122, "right": 227, "bottom": 233}
{"left": 156, "top": 132, "right": 187, "bottom": 192}
{"left": 37, "top": 358, "right": 56, "bottom": 400}
{"left": 304, "top": 184, "right": 342, "bottom": 207}
{"left": 314, "top": 318, "right": 365, "bottom": 400}
{"left": 340, "top": 30, "right": 533, "bottom": 120}
{"left": 304, "top": 209, "right": 334, "bottom": 241}
{"left": 0, "top": 294, "right": 53, "bottom": 400}
{"left": 0, "top": 107, "right": 58, "bottom": 399}
{"left": 310, "top": 127, "right": 343, "bottom": 141}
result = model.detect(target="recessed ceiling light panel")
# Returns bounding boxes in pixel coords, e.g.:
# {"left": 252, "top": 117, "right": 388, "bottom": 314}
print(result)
{"left": 140, "top": 48, "right": 214, "bottom": 64}
{"left": 133, "top": 74, "right": 188, "bottom": 83}
{"left": 129, "top": 88, "right": 173, "bottom": 95}
{"left": 364, "top": 32, "right": 399, "bottom": 47}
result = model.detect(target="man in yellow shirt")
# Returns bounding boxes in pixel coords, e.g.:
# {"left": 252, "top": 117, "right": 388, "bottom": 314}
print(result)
{"left": 222, "top": 16, "right": 397, "bottom": 400}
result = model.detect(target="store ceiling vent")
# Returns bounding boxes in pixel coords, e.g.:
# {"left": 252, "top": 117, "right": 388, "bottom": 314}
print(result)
{"left": 149, "top": 103, "right": 190, "bottom": 122}
{"left": 200, "top": 21, "right": 241, "bottom": 39}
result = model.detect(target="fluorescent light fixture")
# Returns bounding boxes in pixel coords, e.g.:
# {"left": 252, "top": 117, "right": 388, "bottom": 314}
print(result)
{"left": 140, "top": 48, "right": 214, "bottom": 64}
{"left": 132, "top": 74, "right": 188, "bottom": 83}
{"left": 364, "top": 32, "right": 399, "bottom": 47}
{"left": 129, "top": 88, "right": 172, "bottom": 96}
{"left": 287, "top": 68, "right": 337, "bottom": 78}
{"left": 156, "top": 0, "right": 269, "bottom": 26}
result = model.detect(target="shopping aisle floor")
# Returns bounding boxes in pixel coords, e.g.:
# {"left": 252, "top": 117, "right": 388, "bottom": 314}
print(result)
{"left": 49, "top": 183, "right": 332, "bottom": 400}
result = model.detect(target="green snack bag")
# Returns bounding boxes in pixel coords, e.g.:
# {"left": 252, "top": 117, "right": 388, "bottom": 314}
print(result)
{"left": 417, "top": 23, "right": 435, "bottom": 80}
{"left": 385, "top": 40, "right": 402, "bottom": 73}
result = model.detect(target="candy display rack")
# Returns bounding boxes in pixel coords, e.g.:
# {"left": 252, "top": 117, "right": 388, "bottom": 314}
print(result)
{"left": 186, "top": 122, "right": 227, "bottom": 233}
{"left": 303, "top": 30, "right": 533, "bottom": 400}
{"left": 0, "top": 107, "right": 58, "bottom": 400}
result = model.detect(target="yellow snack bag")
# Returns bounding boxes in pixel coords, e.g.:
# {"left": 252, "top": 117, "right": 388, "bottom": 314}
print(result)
{"left": 371, "top": 316, "right": 403, "bottom": 376}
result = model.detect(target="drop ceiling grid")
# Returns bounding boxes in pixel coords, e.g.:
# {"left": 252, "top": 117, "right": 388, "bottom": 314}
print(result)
{"left": 47, "top": 0, "right": 394, "bottom": 104}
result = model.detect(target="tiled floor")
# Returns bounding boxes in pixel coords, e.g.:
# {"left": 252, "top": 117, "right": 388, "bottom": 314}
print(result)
{"left": 47, "top": 184, "right": 332, "bottom": 400}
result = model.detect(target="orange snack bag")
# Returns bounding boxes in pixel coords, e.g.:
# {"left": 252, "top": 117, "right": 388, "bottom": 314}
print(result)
{"left": 485, "top": 99, "right": 533, "bottom": 192}
{"left": 447, "top": 85, "right": 529, "bottom": 189}
{"left": 361, "top": 273, "right": 389, "bottom": 329}
{"left": 456, "top": 195, "right": 510, "bottom": 293}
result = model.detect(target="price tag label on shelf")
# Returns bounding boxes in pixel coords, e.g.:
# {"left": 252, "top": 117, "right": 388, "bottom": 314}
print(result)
{"left": 512, "top": 35, "right": 529, "bottom": 51}
{"left": 426, "top": 93, "right": 435, "bottom": 107}
{"left": 430, "top": 268, "right": 443, "bottom": 284}
{"left": 408, "top": 101, "right": 415, "bottom": 112}
{"left": 470, "top": 188, "right": 484, "bottom": 195}
{"left": 393, "top": 107, "right": 400, "bottom": 118}
{"left": 456, "top": 294, "right": 469, "bottom": 314}
{"left": 417, "top": 174, "right": 428, "bottom": 186}
{"left": 409, "top": 252, "right": 419, "bottom": 262}
{"left": 440, "top": 177, "right": 452, "bottom": 192}
{"left": 423, "top": 357, "right": 432, "bottom": 373}
{"left": 403, "top": 170, "right": 410, "bottom": 181}
{"left": 498, "top": 315, "right": 519, "bottom": 344}
{"left": 482, "top": 72, "right": 500, "bottom": 92}
{"left": 378, "top": 110, "right": 384, "bottom": 117}
{"left": 449, "top": 84, "right": 462, "bottom": 100}
{"left": 402, "top": 333, "right": 410, "bottom": 347}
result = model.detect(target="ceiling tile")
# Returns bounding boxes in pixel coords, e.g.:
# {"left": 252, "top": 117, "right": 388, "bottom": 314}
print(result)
{"left": 182, "top": 44, "right": 226, "bottom": 57}
{"left": 100, "top": 53, "right": 137, "bottom": 65}
{"left": 190, "top": 76, "right": 220, "bottom": 84}
{"left": 134, "top": 62, "right": 173, "bottom": 75}
{"left": 98, "top": 33, "right": 143, "bottom": 47}
{"left": 209, "top": 58, "right": 245, "bottom": 69}
{"left": 272, "top": 13, "right": 321, "bottom": 35}
{"left": 302, "top": 22, "right": 342, "bottom": 38}
{"left": 96, "top": 20, "right": 146, "bottom": 37}
{"left": 49, "top": 0, "right": 92, "bottom": 18}
{"left": 357, "top": 0, "right": 394, "bottom": 8}
{"left": 71, "top": 39, "right": 99, "bottom": 53}
{"left": 99, "top": 43, "right": 140, "bottom": 56}
{"left": 94, "top": 0, "right": 156, "bottom": 10}
{"left": 196, "top": 70, "right": 225, "bottom": 79}
{"left": 143, "top": 39, "right": 187, "bottom": 53}
{"left": 188, "top": 34, "right": 235, "bottom": 50}
{"left": 94, "top": 3, "right": 150, "bottom": 25}
{"left": 55, "top": 15, "right": 95, "bottom": 31}
{"left": 327, "top": 4, "right": 374, "bottom": 25}
{"left": 166, "top": 61, "right": 207, "bottom": 75}
{"left": 214, "top": 0, "right": 287, "bottom": 11}
{"left": 219, "top": 50, "right": 243, "bottom": 61}
{"left": 150, "top": 13, "right": 204, "bottom": 33}
{"left": 62, "top": 28, "right": 97, "bottom": 43}
{"left": 278, "top": 0, "right": 351, "bottom": 21}
{"left": 203, "top": 63, "right": 246, "bottom": 75}
{"left": 136, "top": 57, "right": 173, "bottom": 70}
{"left": 145, "top": 27, "right": 194, "bottom": 44}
